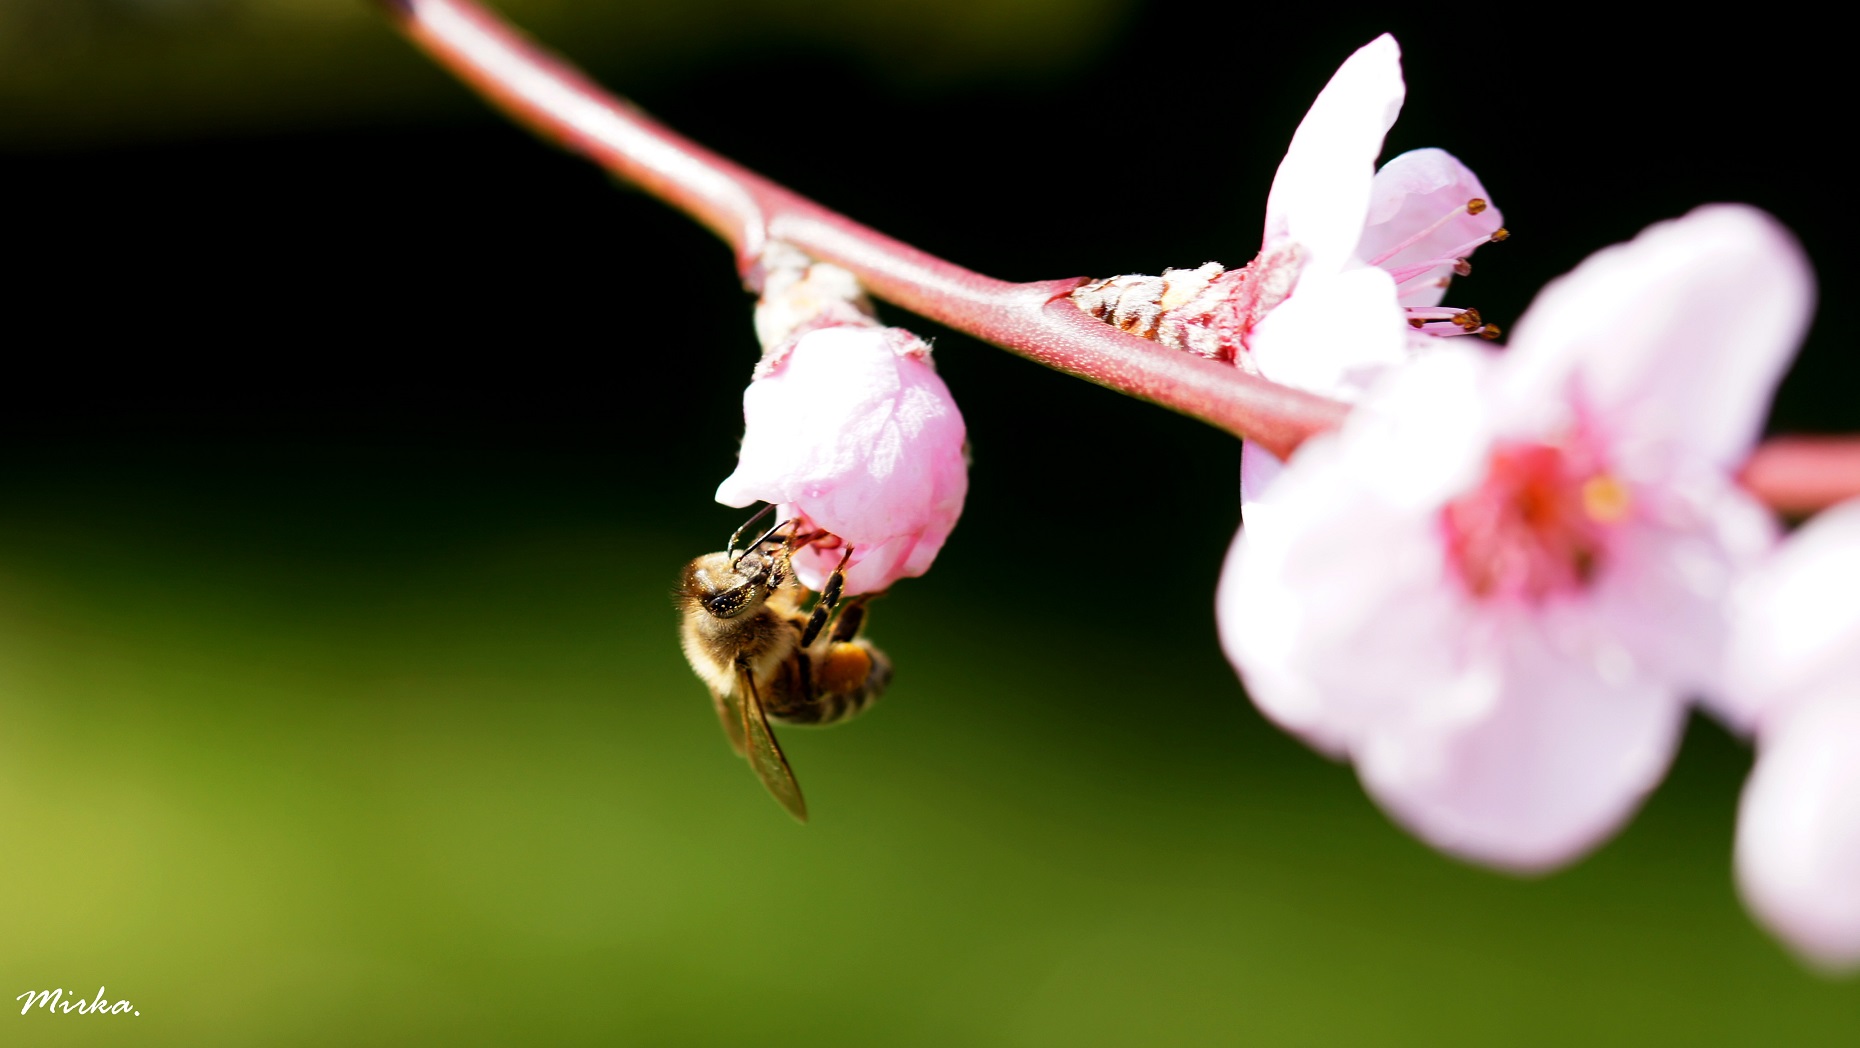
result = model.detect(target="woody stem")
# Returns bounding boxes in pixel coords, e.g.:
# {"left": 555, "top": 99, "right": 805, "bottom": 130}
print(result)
{"left": 372, "top": 0, "right": 1343, "bottom": 459}
{"left": 1737, "top": 437, "right": 1860, "bottom": 516}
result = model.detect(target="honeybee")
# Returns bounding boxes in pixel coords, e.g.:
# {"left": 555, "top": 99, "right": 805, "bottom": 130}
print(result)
{"left": 676, "top": 511, "right": 891, "bottom": 821}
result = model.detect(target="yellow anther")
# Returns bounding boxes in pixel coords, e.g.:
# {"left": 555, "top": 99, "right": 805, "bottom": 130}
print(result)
{"left": 1467, "top": 198, "right": 1488, "bottom": 215}
{"left": 1478, "top": 323, "right": 1502, "bottom": 340}
{"left": 1582, "top": 474, "right": 1631, "bottom": 523}
{"left": 1491, "top": 227, "right": 1510, "bottom": 242}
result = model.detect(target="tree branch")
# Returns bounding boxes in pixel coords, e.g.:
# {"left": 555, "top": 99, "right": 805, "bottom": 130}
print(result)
{"left": 376, "top": 0, "right": 1860, "bottom": 511}
{"left": 1738, "top": 437, "right": 1860, "bottom": 516}
{"left": 373, "top": 0, "right": 1346, "bottom": 458}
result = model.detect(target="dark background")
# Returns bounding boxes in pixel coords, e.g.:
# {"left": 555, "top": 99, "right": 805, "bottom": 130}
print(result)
{"left": 3, "top": 2, "right": 1856, "bottom": 1044}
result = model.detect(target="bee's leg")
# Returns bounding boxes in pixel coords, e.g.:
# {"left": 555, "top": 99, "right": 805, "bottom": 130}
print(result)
{"left": 799, "top": 546, "right": 854, "bottom": 648}
{"left": 829, "top": 596, "right": 870, "bottom": 643}
{"left": 792, "top": 649, "right": 817, "bottom": 705}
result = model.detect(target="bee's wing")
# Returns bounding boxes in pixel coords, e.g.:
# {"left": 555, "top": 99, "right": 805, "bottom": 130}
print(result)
{"left": 738, "top": 666, "right": 808, "bottom": 823}
{"left": 710, "top": 685, "right": 748, "bottom": 757}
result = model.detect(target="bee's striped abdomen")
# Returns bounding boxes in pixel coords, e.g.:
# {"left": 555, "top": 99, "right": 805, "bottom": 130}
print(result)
{"left": 768, "top": 640, "right": 889, "bottom": 727}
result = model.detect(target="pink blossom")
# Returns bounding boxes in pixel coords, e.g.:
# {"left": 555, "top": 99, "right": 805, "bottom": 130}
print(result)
{"left": 1723, "top": 499, "right": 1860, "bottom": 971}
{"left": 715, "top": 324, "right": 967, "bottom": 595}
{"left": 1236, "top": 33, "right": 1507, "bottom": 505}
{"left": 1218, "top": 205, "right": 1813, "bottom": 872}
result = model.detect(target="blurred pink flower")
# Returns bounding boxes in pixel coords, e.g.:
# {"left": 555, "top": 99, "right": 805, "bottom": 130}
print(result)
{"left": 715, "top": 324, "right": 967, "bottom": 595}
{"left": 1722, "top": 499, "right": 1860, "bottom": 971}
{"left": 1218, "top": 205, "right": 1813, "bottom": 871}
{"left": 1235, "top": 33, "right": 1507, "bottom": 504}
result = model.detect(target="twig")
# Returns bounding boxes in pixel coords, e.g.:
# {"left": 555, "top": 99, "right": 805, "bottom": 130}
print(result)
{"left": 373, "top": 0, "right": 1345, "bottom": 458}
{"left": 375, "top": 0, "right": 1860, "bottom": 510}
{"left": 1739, "top": 437, "right": 1860, "bottom": 516}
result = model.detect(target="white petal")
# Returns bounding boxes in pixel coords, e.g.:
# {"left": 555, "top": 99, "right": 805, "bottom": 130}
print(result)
{"left": 1356, "top": 613, "right": 1688, "bottom": 873}
{"left": 1323, "top": 345, "right": 1495, "bottom": 510}
{"left": 1239, "top": 440, "right": 1285, "bottom": 520}
{"left": 1501, "top": 205, "right": 1815, "bottom": 469}
{"left": 1220, "top": 351, "right": 1493, "bottom": 754}
{"left": 1220, "top": 431, "right": 1442, "bottom": 755}
{"left": 1721, "top": 498, "right": 1860, "bottom": 732}
{"left": 1248, "top": 265, "right": 1406, "bottom": 401}
{"left": 1584, "top": 479, "right": 1777, "bottom": 724}
{"left": 1737, "top": 691, "right": 1860, "bottom": 972}
{"left": 1262, "top": 34, "right": 1406, "bottom": 273}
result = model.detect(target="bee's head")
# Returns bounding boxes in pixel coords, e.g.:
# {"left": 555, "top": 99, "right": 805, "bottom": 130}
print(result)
{"left": 683, "top": 546, "right": 786, "bottom": 620}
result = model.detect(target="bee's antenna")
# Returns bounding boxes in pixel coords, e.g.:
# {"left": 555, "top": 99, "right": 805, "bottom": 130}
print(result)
{"left": 726, "top": 504, "right": 776, "bottom": 557}
{"left": 730, "top": 517, "right": 797, "bottom": 572}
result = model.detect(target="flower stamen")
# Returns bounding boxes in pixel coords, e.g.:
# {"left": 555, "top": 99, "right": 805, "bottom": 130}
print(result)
{"left": 1364, "top": 198, "right": 1490, "bottom": 268}
{"left": 1442, "top": 443, "right": 1623, "bottom": 602}
{"left": 1386, "top": 230, "right": 1509, "bottom": 287}
{"left": 1404, "top": 306, "right": 1501, "bottom": 339}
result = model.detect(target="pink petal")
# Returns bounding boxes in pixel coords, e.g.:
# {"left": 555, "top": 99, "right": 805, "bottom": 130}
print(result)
{"left": 1721, "top": 498, "right": 1860, "bottom": 733}
{"left": 1583, "top": 479, "right": 1777, "bottom": 721}
{"left": 1262, "top": 34, "right": 1406, "bottom": 274}
{"left": 1355, "top": 148, "right": 1504, "bottom": 308}
{"left": 1737, "top": 691, "right": 1860, "bottom": 972}
{"left": 1356, "top": 613, "right": 1687, "bottom": 873}
{"left": 1247, "top": 265, "right": 1406, "bottom": 401}
{"left": 788, "top": 526, "right": 940, "bottom": 597}
{"left": 1221, "top": 431, "right": 1433, "bottom": 756}
{"left": 1221, "top": 352, "right": 1495, "bottom": 753}
{"left": 1238, "top": 440, "right": 1285, "bottom": 520}
{"left": 715, "top": 326, "right": 968, "bottom": 594}
{"left": 1500, "top": 205, "right": 1815, "bottom": 471}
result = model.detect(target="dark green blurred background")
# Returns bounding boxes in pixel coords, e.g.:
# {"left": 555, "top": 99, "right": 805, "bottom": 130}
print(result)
{"left": 4, "top": 1, "right": 1857, "bottom": 1044}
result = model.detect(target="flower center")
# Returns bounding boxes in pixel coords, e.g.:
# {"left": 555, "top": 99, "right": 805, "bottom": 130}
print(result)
{"left": 1441, "top": 442, "right": 1629, "bottom": 602}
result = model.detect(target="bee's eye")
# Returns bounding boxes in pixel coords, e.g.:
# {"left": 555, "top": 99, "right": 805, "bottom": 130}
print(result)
{"left": 704, "top": 586, "right": 748, "bottom": 618}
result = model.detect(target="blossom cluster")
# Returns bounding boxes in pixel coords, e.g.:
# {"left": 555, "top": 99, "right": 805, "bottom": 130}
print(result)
{"left": 1205, "top": 36, "right": 1853, "bottom": 972}
{"left": 708, "top": 34, "right": 1852, "bottom": 972}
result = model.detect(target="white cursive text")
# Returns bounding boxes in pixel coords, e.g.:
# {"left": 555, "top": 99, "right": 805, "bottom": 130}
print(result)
{"left": 16, "top": 988, "right": 139, "bottom": 1016}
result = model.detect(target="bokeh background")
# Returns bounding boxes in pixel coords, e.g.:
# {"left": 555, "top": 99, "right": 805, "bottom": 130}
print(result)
{"left": 5, "top": 1, "right": 1857, "bottom": 1044}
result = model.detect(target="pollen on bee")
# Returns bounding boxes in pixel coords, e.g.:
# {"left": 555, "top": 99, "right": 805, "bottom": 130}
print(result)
{"left": 816, "top": 645, "right": 873, "bottom": 694}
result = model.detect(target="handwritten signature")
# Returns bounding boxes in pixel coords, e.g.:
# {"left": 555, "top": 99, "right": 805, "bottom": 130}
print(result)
{"left": 16, "top": 988, "right": 139, "bottom": 1016}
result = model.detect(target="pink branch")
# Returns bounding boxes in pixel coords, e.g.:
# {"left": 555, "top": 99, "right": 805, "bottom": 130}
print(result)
{"left": 1739, "top": 437, "right": 1860, "bottom": 516}
{"left": 374, "top": 0, "right": 1344, "bottom": 458}
{"left": 376, "top": 0, "right": 1860, "bottom": 510}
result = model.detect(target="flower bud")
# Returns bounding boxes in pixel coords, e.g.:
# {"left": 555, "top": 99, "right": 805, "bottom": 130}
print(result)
{"left": 715, "top": 324, "right": 967, "bottom": 595}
